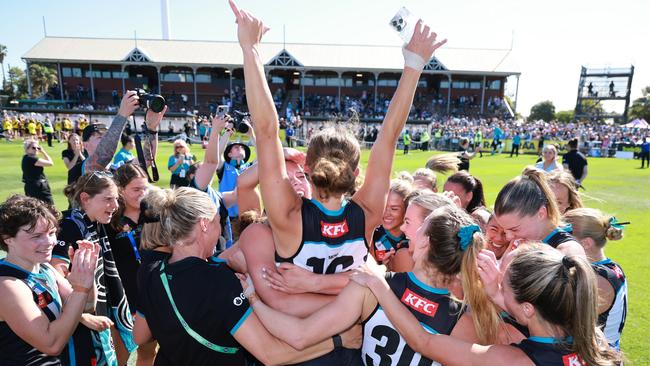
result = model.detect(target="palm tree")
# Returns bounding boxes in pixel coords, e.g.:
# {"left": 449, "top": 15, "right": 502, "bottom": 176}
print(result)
{"left": 29, "top": 64, "right": 58, "bottom": 96}
{"left": 0, "top": 44, "right": 7, "bottom": 88}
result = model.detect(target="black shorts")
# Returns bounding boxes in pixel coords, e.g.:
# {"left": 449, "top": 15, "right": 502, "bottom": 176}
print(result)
{"left": 170, "top": 174, "right": 190, "bottom": 188}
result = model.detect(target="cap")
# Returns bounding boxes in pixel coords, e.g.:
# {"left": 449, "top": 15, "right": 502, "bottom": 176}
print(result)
{"left": 82, "top": 123, "right": 108, "bottom": 141}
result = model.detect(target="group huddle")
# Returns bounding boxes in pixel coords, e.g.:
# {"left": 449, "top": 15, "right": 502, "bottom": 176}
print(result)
{"left": 0, "top": 2, "right": 627, "bottom": 366}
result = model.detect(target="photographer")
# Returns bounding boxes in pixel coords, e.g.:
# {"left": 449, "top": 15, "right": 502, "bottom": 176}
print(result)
{"left": 82, "top": 90, "right": 166, "bottom": 175}
{"left": 21, "top": 140, "right": 54, "bottom": 205}
{"left": 168, "top": 140, "right": 196, "bottom": 188}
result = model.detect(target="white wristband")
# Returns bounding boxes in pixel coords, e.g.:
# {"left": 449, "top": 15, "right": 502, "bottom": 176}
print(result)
{"left": 243, "top": 275, "right": 256, "bottom": 298}
{"left": 402, "top": 47, "right": 426, "bottom": 71}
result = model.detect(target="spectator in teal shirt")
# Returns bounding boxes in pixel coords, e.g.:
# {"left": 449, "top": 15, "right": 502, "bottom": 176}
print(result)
{"left": 112, "top": 134, "right": 135, "bottom": 169}
{"left": 510, "top": 131, "right": 521, "bottom": 157}
{"left": 168, "top": 139, "right": 196, "bottom": 187}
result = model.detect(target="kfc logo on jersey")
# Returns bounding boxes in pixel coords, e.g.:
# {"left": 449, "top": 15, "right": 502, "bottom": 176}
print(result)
{"left": 562, "top": 353, "right": 587, "bottom": 366}
{"left": 401, "top": 289, "right": 439, "bottom": 317}
{"left": 321, "top": 220, "right": 349, "bottom": 238}
{"left": 612, "top": 265, "right": 624, "bottom": 279}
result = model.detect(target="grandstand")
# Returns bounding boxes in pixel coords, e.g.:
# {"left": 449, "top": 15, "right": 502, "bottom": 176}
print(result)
{"left": 21, "top": 36, "right": 520, "bottom": 119}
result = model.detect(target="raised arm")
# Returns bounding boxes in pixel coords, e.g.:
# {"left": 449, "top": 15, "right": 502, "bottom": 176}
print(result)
{"left": 85, "top": 91, "right": 139, "bottom": 172}
{"left": 352, "top": 22, "right": 447, "bottom": 241}
{"left": 230, "top": 0, "right": 302, "bottom": 250}
{"left": 195, "top": 115, "right": 229, "bottom": 190}
{"left": 142, "top": 105, "right": 168, "bottom": 167}
{"left": 34, "top": 147, "right": 54, "bottom": 167}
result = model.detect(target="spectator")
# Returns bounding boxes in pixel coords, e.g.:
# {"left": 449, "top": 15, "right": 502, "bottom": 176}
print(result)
{"left": 562, "top": 138, "right": 588, "bottom": 186}
{"left": 42, "top": 117, "right": 54, "bottom": 147}
{"left": 168, "top": 139, "right": 196, "bottom": 188}
{"left": 62, "top": 133, "right": 86, "bottom": 184}
{"left": 456, "top": 137, "right": 476, "bottom": 171}
{"left": 510, "top": 130, "right": 521, "bottom": 157}
{"left": 640, "top": 137, "right": 650, "bottom": 169}
{"left": 21, "top": 139, "right": 54, "bottom": 204}
{"left": 535, "top": 144, "right": 562, "bottom": 173}
{"left": 112, "top": 134, "right": 136, "bottom": 169}
{"left": 419, "top": 128, "right": 430, "bottom": 151}
{"left": 403, "top": 130, "right": 411, "bottom": 154}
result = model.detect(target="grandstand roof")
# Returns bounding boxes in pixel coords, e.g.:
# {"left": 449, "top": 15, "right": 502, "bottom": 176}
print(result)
{"left": 23, "top": 36, "right": 520, "bottom": 76}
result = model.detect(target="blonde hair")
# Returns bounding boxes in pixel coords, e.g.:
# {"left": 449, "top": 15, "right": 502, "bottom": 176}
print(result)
{"left": 173, "top": 139, "right": 190, "bottom": 154}
{"left": 548, "top": 170, "right": 583, "bottom": 212}
{"left": 425, "top": 154, "right": 460, "bottom": 175}
{"left": 508, "top": 246, "right": 622, "bottom": 365}
{"left": 407, "top": 191, "right": 453, "bottom": 219}
{"left": 563, "top": 208, "right": 623, "bottom": 248}
{"left": 140, "top": 187, "right": 218, "bottom": 249}
{"left": 495, "top": 166, "right": 562, "bottom": 226}
{"left": 394, "top": 171, "right": 414, "bottom": 184}
{"left": 423, "top": 205, "right": 501, "bottom": 344}
{"left": 412, "top": 168, "right": 437, "bottom": 191}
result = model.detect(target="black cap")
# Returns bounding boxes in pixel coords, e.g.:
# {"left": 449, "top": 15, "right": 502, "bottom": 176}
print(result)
{"left": 223, "top": 142, "right": 251, "bottom": 164}
{"left": 82, "top": 123, "right": 108, "bottom": 141}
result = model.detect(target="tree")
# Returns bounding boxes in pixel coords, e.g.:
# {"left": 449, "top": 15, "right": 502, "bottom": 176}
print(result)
{"left": 4, "top": 66, "right": 28, "bottom": 99}
{"left": 29, "top": 64, "right": 58, "bottom": 96}
{"left": 529, "top": 100, "right": 555, "bottom": 122}
{"left": 555, "top": 110, "right": 574, "bottom": 123}
{"left": 0, "top": 44, "right": 6, "bottom": 88}
{"left": 629, "top": 86, "right": 650, "bottom": 122}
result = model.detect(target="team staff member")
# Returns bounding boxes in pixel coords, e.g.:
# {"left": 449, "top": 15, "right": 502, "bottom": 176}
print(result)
{"left": 21, "top": 139, "right": 54, "bottom": 205}
{"left": 562, "top": 138, "right": 588, "bottom": 187}
{"left": 563, "top": 208, "right": 627, "bottom": 350}
{"left": 352, "top": 244, "right": 622, "bottom": 366}
{"left": 134, "top": 187, "right": 358, "bottom": 366}
{"left": 0, "top": 195, "right": 99, "bottom": 365}
{"left": 168, "top": 139, "right": 196, "bottom": 188}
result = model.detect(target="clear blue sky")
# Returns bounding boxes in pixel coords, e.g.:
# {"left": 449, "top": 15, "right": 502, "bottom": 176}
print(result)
{"left": 2, "top": 0, "right": 648, "bottom": 116}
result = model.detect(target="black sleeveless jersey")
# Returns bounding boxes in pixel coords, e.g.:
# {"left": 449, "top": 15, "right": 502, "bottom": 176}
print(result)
{"left": 277, "top": 198, "right": 368, "bottom": 274}
{"left": 542, "top": 225, "right": 576, "bottom": 248}
{"left": 372, "top": 226, "right": 409, "bottom": 264}
{"left": 513, "top": 338, "right": 586, "bottom": 366}
{"left": 0, "top": 261, "right": 62, "bottom": 366}
{"left": 592, "top": 259, "right": 627, "bottom": 350}
{"left": 362, "top": 272, "right": 463, "bottom": 366}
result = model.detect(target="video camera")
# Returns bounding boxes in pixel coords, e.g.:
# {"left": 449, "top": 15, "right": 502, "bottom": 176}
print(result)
{"left": 134, "top": 88, "right": 166, "bottom": 113}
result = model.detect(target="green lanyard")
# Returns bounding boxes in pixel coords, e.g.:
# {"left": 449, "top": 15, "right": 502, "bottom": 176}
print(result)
{"left": 159, "top": 261, "right": 239, "bottom": 354}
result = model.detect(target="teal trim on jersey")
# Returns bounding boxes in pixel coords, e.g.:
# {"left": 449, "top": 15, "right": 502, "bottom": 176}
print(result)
{"left": 407, "top": 272, "right": 449, "bottom": 294}
{"left": 592, "top": 258, "right": 613, "bottom": 265}
{"left": 303, "top": 238, "right": 366, "bottom": 248}
{"left": 136, "top": 310, "right": 146, "bottom": 319}
{"left": 528, "top": 336, "right": 574, "bottom": 344}
{"left": 51, "top": 254, "right": 71, "bottom": 263}
{"left": 542, "top": 224, "right": 573, "bottom": 244}
{"left": 230, "top": 307, "right": 253, "bottom": 336}
{"left": 309, "top": 198, "right": 348, "bottom": 216}
{"left": 384, "top": 229, "right": 404, "bottom": 242}
{"left": 420, "top": 322, "right": 439, "bottom": 334}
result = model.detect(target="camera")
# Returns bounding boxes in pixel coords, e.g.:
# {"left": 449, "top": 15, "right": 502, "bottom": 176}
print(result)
{"left": 232, "top": 110, "right": 251, "bottom": 134}
{"left": 389, "top": 7, "right": 417, "bottom": 44}
{"left": 134, "top": 88, "right": 166, "bottom": 113}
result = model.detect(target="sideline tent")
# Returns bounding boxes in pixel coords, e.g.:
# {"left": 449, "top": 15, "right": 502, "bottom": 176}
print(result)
{"left": 625, "top": 119, "right": 649, "bottom": 129}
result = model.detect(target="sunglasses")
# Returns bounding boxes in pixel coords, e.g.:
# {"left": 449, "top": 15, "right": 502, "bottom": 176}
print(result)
{"left": 79, "top": 170, "right": 114, "bottom": 193}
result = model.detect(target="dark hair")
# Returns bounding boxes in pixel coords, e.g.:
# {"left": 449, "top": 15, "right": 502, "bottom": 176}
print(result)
{"left": 0, "top": 195, "right": 60, "bottom": 251}
{"left": 121, "top": 134, "right": 134, "bottom": 147}
{"left": 446, "top": 171, "right": 486, "bottom": 213}
{"left": 66, "top": 133, "right": 81, "bottom": 152}
{"left": 423, "top": 205, "right": 499, "bottom": 344}
{"left": 568, "top": 138, "right": 579, "bottom": 149}
{"left": 64, "top": 171, "right": 117, "bottom": 209}
{"left": 494, "top": 166, "right": 561, "bottom": 226}
{"left": 110, "top": 164, "right": 149, "bottom": 231}
{"left": 306, "top": 127, "right": 361, "bottom": 199}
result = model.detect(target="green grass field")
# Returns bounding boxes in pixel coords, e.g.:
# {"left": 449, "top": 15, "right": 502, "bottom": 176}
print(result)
{"left": 0, "top": 139, "right": 648, "bottom": 364}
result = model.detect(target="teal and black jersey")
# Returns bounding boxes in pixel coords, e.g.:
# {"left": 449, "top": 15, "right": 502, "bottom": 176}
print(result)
{"left": 542, "top": 225, "right": 576, "bottom": 248}
{"left": 593, "top": 259, "right": 627, "bottom": 350}
{"left": 372, "top": 226, "right": 408, "bottom": 264}
{"left": 277, "top": 198, "right": 368, "bottom": 274}
{"left": 362, "top": 272, "right": 463, "bottom": 366}
{"left": 512, "top": 338, "right": 586, "bottom": 366}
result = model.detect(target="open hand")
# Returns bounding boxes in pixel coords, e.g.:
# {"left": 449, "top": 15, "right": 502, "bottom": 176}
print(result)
{"left": 405, "top": 20, "right": 447, "bottom": 62}
{"left": 81, "top": 314, "right": 114, "bottom": 332}
{"left": 67, "top": 240, "right": 100, "bottom": 289}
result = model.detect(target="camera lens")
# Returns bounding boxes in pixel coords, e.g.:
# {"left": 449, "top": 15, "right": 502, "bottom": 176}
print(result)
{"left": 392, "top": 20, "right": 398, "bottom": 26}
{"left": 237, "top": 122, "right": 249, "bottom": 134}
{"left": 397, "top": 25, "right": 402, "bottom": 31}
{"left": 149, "top": 95, "right": 166, "bottom": 113}
{"left": 398, "top": 18, "right": 403, "bottom": 24}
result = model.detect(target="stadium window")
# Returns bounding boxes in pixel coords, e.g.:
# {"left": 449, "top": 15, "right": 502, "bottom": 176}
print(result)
{"left": 314, "top": 77, "right": 326, "bottom": 86}
{"left": 489, "top": 80, "right": 502, "bottom": 90}
{"left": 327, "top": 77, "right": 341, "bottom": 86}
{"left": 62, "top": 68, "right": 72, "bottom": 77}
{"left": 469, "top": 81, "right": 481, "bottom": 89}
{"left": 72, "top": 68, "right": 82, "bottom": 78}
{"left": 302, "top": 76, "right": 314, "bottom": 86}
{"left": 378, "top": 79, "right": 398, "bottom": 87}
{"left": 102, "top": 71, "right": 111, "bottom": 79}
{"left": 440, "top": 81, "right": 450, "bottom": 89}
{"left": 342, "top": 78, "right": 353, "bottom": 87}
{"left": 271, "top": 76, "right": 284, "bottom": 84}
{"left": 355, "top": 79, "right": 363, "bottom": 86}
{"left": 452, "top": 81, "right": 468, "bottom": 89}
{"left": 418, "top": 80, "right": 428, "bottom": 88}
{"left": 112, "top": 71, "right": 127, "bottom": 79}
{"left": 195, "top": 73, "right": 211, "bottom": 83}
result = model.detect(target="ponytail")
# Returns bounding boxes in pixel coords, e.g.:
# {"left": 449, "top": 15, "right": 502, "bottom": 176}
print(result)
{"left": 495, "top": 166, "right": 561, "bottom": 226}
{"left": 445, "top": 171, "right": 486, "bottom": 213}
{"left": 563, "top": 208, "right": 624, "bottom": 248}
